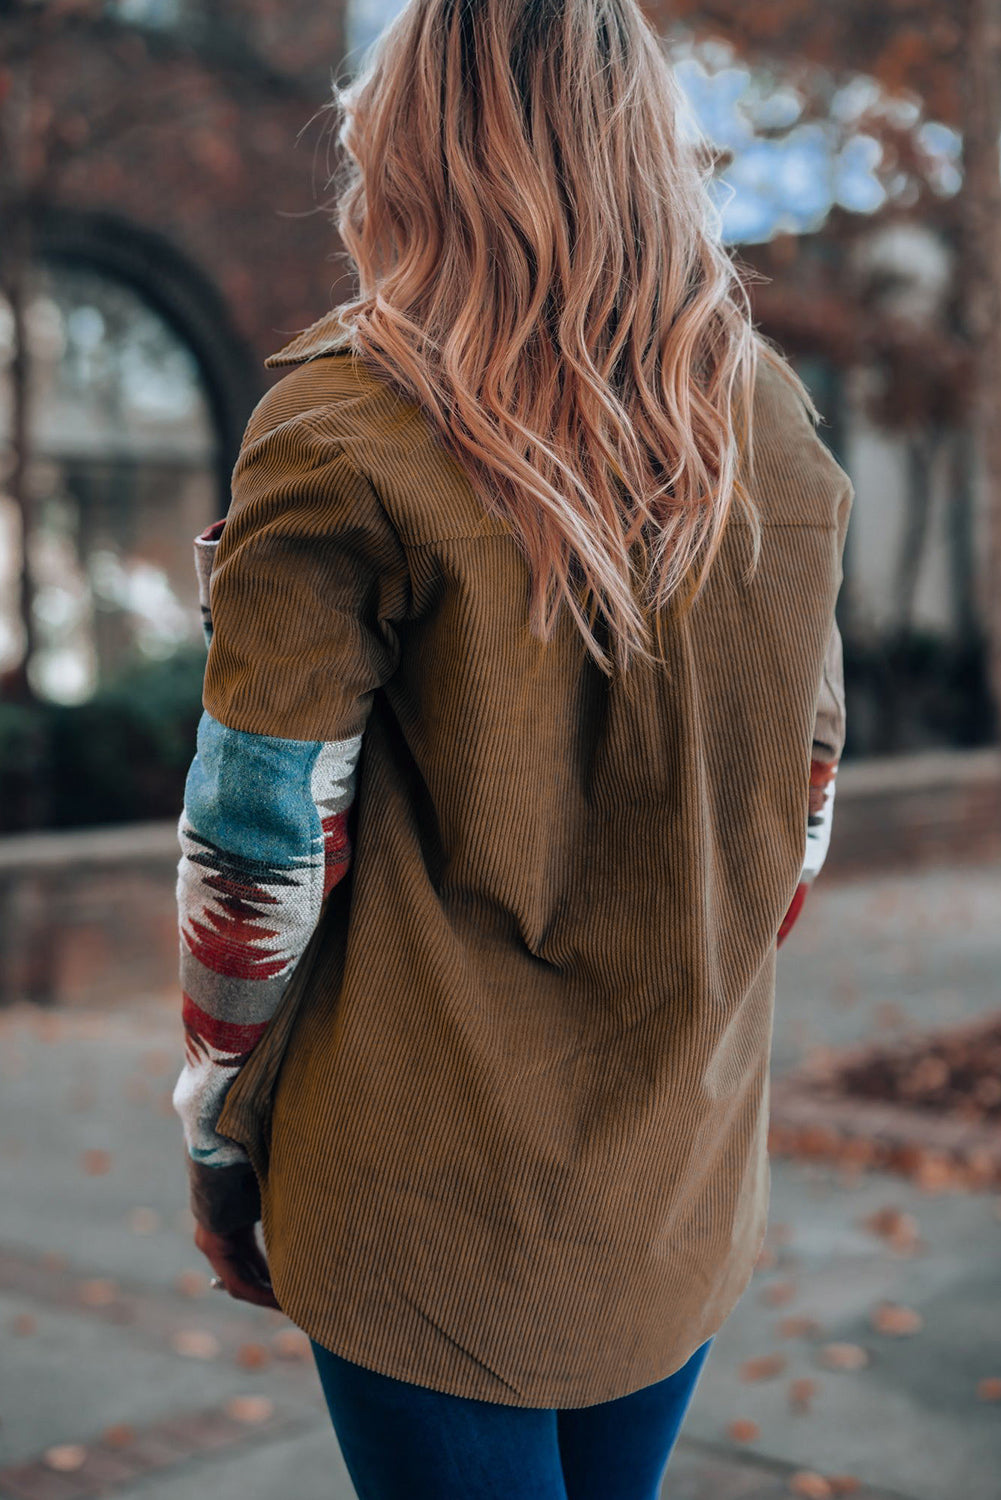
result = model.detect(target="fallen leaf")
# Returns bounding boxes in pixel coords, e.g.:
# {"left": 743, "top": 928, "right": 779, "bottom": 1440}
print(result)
{"left": 11, "top": 1313, "right": 37, "bottom": 1335}
{"left": 789, "top": 1377, "right": 818, "bottom": 1412}
{"left": 236, "top": 1342, "right": 271, "bottom": 1369}
{"left": 828, "top": 1479, "right": 862, "bottom": 1496}
{"left": 870, "top": 1302, "right": 923, "bottom": 1336}
{"left": 43, "top": 1445, "right": 87, "bottom": 1472}
{"left": 738, "top": 1353, "right": 787, "bottom": 1382}
{"left": 789, "top": 1471, "right": 832, "bottom": 1498}
{"left": 778, "top": 1316, "right": 822, "bottom": 1339}
{"left": 761, "top": 1279, "right": 798, "bottom": 1307}
{"left": 272, "top": 1328, "right": 312, "bottom": 1360}
{"left": 101, "top": 1425, "right": 136, "bottom": 1448}
{"left": 976, "top": 1376, "right": 1001, "bottom": 1401}
{"left": 727, "top": 1418, "right": 760, "bottom": 1443}
{"left": 914, "top": 1153, "right": 958, "bottom": 1193}
{"left": 818, "top": 1342, "right": 870, "bottom": 1370}
{"left": 860, "top": 1206, "right": 920, "bottom": 1250}
{"left": 78, "top": 1279, "right": 118, "bottom": 1307}
{"left": 171, "top": 1328, "right": 221, "bottom": 1359}
{"left": 80, "top": 1149, "right": 112, "bottom": 1176}
{"left": 40, "top": 1251, "right": 68, "bottom": 1271}
{"left": 225, "top": 1395, "right": 274, "bottom": 1424}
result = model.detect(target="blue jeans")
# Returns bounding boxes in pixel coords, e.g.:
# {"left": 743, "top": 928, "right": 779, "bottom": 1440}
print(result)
{"left": 309, "top": 1334, "right": 713, "bottom": 1500}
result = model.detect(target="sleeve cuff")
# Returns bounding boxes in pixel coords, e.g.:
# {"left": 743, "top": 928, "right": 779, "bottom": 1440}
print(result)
{"left": 185, "top": 1154, "right": 261, "bottom": 1234}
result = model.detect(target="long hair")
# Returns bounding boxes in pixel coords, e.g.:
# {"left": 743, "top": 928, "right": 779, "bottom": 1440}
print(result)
{"left": 317, "top": 0, "right": 820, "bottom": 675}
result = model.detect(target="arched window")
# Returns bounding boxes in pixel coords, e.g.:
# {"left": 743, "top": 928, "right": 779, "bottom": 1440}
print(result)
{"left": 1, "top": 260, "right": 219, "bottom": 703}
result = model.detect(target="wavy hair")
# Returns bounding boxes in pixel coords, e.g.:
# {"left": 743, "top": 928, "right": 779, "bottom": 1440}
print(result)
{"left": 317, "top": 0, "right": 819, "bottom": 674}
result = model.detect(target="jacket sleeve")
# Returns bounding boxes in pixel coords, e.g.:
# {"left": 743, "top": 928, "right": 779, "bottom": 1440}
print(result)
{"left": 172, "top": 403, "right": 410, "bottom": 1232}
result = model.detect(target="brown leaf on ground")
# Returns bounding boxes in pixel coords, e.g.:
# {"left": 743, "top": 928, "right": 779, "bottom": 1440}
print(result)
{"left": 828, "top": 1478, "right": 862, "bottom": 1496}
{"left": 78, "top": 1278, "right": 118, "bottom": 1307}
{"left": 272, "top": 1328, "right": 312, "bottom": 1360}
{"left": 11, "top": 1312, "right": 37, "bottom": 1335}
{"left": 171, "top": 1328, "right": 222, "bottom": 1359}
{"left": 819, "top": 1342, "right": 870, "bottom": 1370}
{"left": 738, "top": 1353, "right": 787, "bottom": 1382}
{"left": 870, "top": 1302, "right": 923, "bottom": 1336}
{"left": 761, "top": 1279, "right": 799, "bottom": 1307}
{"left": 225, "top": 1395, "right": 274, "bottom": 1424}
{"left": 789, "top": 1377, "right": 818, "bottom": 1412}
{"left": 726, "top": 1418, "right": 760, "bottom": 1443}
{"left": 80, "top": 1148, "right": 112, "bottom": 1176}
{"left": 778, "top": 1316, "right": 823, "bottom": 1339}
{"left": 236, "top": 1342, "right": 272, "bottom": 1369}
{"left": 976, "top": 1376, "right": 1001, "bottom": 1401}
{"left": 789, "top": 1471, "right": 833, "bottom": 1498}
{"left": 101, "top": 1425, "right": 136, "bottom": 1449}
{"left": 914, "top": 1153, "right": 959, "bottom": 1193}
{"left": 860, "top": 1205, "right": 921, "bottom": 1251}
{"left": 43, "top": 1445, "right": 87, "bottom": 1472}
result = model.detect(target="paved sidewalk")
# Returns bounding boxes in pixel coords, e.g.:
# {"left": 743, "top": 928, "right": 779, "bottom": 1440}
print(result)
{"left": 1, "top": 856, "right": 999, "bottom": 1499}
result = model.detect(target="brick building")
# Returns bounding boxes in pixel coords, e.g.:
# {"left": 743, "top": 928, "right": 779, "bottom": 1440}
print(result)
{"left": 2, "top": 0, "right": 361, "bottom": 700}
{"left": 1, "top": 0, "right": 995, "bottom": 751}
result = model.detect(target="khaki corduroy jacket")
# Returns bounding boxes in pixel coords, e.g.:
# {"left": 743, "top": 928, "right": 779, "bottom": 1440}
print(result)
{"left": 174, "top": 312, "right": 853, "bottom": 1409}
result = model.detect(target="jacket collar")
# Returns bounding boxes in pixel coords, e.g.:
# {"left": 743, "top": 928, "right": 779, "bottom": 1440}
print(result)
{"left": 263, "top": 310, "right": 355, "bottom": 368}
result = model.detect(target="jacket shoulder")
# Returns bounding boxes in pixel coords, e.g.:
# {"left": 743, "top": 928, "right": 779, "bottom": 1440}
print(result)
{"left": 244, "top": 323, "right": 420, "bottom": 454}
{"left": 748, "top": 343, "right": 853, "bottom": 530}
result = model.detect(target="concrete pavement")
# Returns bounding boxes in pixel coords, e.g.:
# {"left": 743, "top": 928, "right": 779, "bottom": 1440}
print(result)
{"left": 1, "top": 854, "right": 999, "bottom": 1499}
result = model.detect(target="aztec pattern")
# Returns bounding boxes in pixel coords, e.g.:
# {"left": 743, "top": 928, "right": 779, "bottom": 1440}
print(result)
{"left": 172, "top": 522, "right": 363, "bottom": 1171}
{"left": 802, "top": 756, "right": 838, "bottom": 883}
{"left": 777, "top": 755, "right": 838, "bottom": 947}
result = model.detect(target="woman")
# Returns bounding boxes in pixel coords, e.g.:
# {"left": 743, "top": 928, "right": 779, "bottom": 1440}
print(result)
{"left": 170, "top": 0, "right": 852, "bottom": 1495}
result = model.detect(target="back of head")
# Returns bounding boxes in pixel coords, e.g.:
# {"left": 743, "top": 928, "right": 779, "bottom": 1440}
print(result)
{"left": 320, "top": 0, "right": 819, "bottom": 674}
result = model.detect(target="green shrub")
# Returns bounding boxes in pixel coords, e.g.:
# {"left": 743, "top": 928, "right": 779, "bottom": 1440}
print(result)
{"left": 0, "top": 647, "right": 205, "bottom": 833}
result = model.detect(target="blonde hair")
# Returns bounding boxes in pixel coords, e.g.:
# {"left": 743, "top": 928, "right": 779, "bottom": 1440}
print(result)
{"left": 318, "top": 0, "right": 819, "bottom": 674}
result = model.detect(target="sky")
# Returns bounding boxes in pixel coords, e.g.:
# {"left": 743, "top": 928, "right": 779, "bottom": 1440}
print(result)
{"left": 343, "top": 4, "right": 964, "bottom": 245}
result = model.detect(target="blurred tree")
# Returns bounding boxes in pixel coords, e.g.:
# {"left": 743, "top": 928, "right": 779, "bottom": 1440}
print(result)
{"left": 657, "top": 0, "right": 1001, "bottom": 743}
{"left": 0, "top": 0, "right": 239, "bottom": 707}
{"left": 4, "top": 4, "right": 153, "bottom": 702}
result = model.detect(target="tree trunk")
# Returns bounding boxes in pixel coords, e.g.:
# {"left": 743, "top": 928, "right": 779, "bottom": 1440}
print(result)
{"left": 0, "top": 48, "right": 38, "bottom": 706}
{"left": 2, "top": 223, "right": 36, "bottom": 705}
{"left": 959, "top": 0, "right": 1001, "bottom": 738}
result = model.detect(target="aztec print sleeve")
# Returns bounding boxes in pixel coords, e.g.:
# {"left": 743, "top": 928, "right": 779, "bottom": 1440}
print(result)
{"left": 778, "top": 616, "right": 846, "bottom": 948}
{"left": 172, "top": 407, "right": 410, "bottom": 1233}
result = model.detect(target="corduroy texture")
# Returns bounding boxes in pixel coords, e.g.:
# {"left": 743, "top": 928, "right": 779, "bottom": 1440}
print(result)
{"left": 208, "top": 312, "right": 853, "bottom": 1409}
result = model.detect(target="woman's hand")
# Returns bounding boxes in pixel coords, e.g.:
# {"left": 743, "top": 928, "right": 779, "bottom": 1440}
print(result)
{"left": 193, "top": 1221, "right": 282, "bottom": 1310}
